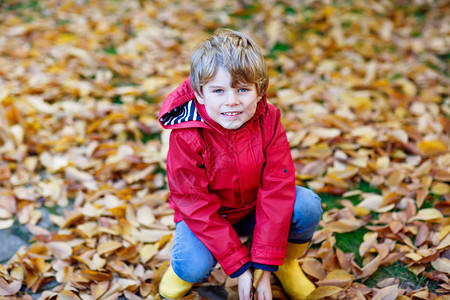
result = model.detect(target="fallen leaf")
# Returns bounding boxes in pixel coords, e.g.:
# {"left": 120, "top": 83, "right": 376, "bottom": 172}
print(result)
{"left": 307, "top": 286, "right": 342, "bottom": 300}
{"left": 417, "top": 140, "right": 448, "bottom": 156}
{"left": 316, "top": 269, "right": 353, "bottom": 288}
{"left": 0, "top": 278, "right": 22, "bottom": 296}
{"left": 302, "top": 257, "right": 326, "bottom": 280}
{"left": 48, "top": 242, "right": 73, "bottom": 260}
{"left": 373, "top": 284, "right": 400, "bottom": 300}
{"left": 140, "top": 243, "right": 159, "bottom": 264}
{"left": 97, "top": 241, "right": 123, "bottom": 256}
{"left": 80, "top": 270, "right": 112, "bottom": 281}
{"left": 91, "top": 281, "right": 109, "bottom": 299}
{"left": 136, "top": 205, "right": 156, "bottom": 227}
{"left": 56, "top": 290, "right": 81, "bottom": 300}
{"left": 0, "top": 219, "right": 14, "bottom": 230}
{"left": 409, "top": 208, "right": 444, "bottom": 223}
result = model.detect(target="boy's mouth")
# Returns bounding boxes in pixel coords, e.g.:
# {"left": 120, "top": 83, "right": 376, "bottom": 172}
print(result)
{"left": 221, "top": 112, "right": 242, "bottom": 116}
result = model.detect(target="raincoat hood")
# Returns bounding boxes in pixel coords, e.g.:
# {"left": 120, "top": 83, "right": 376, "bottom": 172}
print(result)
{"left": 158, "top": 77, "right": 267, "bottom": 133}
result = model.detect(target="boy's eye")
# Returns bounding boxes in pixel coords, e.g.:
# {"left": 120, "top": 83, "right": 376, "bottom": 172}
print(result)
{"left": 238, "top": 88, "right": 248, "bottom": 92}
{"left": 213, "top": 89, "right": 224, "bottom": 93}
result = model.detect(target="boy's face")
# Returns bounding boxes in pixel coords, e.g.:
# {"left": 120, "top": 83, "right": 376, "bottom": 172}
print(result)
{"left": 195, "top": 67, "right": 260, "bottom": 130}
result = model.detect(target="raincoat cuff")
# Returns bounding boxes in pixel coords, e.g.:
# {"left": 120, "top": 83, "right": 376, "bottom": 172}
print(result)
{"left": 253, "top": 263, "right": 278, "bottom": 272}
{"left": 229, "top": 261, "right": 252, "bottom": 278}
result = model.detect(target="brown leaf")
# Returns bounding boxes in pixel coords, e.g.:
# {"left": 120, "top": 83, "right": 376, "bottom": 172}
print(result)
{"left": 414, "top": 222, "right": 429, "bottom": 247}
{"left": 336, "top": 248, "right": 352, "bottom": 272}
{"left": 91, "top": 281, "right": 109, "bottom": 299}
{"left": 56, "top": 290, "right": 81, "bottom": 300}
{"left": 431, "top": 258, "right": 450, "bottom": 275}
{"left": 80, "top": 270, "right": 112, "bottom": 281}
{"left": 316, "top": 269, "right": 353, "bottom": 288}
{"left": 302, "top": 257, "right": 326, "bottom": 280}
{"left": 48, "top": 242, "right": 73, "bottom": 260}
{"left": 372, "top": 284, "right": 399, "bottom": 300}
{"left": 0, "top": 278, "right": 22, "bottom": 296}
{"left": 306, "top": 286, "right": 342, "bottom": 300}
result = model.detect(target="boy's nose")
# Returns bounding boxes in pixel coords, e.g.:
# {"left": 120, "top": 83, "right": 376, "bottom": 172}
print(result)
{"left": 226, "top": 93, "right": 240, "bottom": 106}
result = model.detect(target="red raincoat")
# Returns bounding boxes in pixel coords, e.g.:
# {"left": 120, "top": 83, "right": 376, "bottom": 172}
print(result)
{"left": 158, "top": 78, "right": 296, "bottom": 275}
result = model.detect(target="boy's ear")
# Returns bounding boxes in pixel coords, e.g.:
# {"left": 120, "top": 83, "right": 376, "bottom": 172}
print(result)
{"left": 194, "top": 91, "right": 205, "bottom": 105}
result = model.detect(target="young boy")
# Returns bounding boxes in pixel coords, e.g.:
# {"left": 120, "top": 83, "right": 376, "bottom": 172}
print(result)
{"left": 158, "top": 29, "right": 322, "bottom": 300}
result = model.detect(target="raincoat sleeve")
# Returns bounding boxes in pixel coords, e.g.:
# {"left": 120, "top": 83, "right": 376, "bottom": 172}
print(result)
{"left": 251, "top": 107, "right": 296, "bottom": 266}
{"left": 167, "top": 129, "right": 251, "bottom": 275}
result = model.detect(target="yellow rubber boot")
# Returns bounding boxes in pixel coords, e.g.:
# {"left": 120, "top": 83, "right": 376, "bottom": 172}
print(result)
{"left": 159, "top": 265, "right": 193, "bottom": 299}
{"left": 274, "top": 242, "right": 315, "bottom": 300}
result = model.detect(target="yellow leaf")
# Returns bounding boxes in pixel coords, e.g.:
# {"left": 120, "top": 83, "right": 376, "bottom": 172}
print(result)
{"left": 387, "top": 170, "right": 405, "bottom": 187}
{"left": 376, "top": 156, "right": 390, "bottom": 170}
{"left": 437, "top": 234, "right": 450, "bottom": 250}
{"left": 307, "top": 286, "right": 342, "bottom": 300}
{"left": 107, "top": 205, "right": 127, "bottom": 218}
{"left": 359, "top": 232, "right": 378, "bottom": 257}
{"left": 140, "top": 243, "right": 159, "bottom": 264}
{"left": 341, "top": 92, "right": 372, "bottom": 111}
{"left": 380, "top": 192, "right": 402, "bottom": 207}
{"left": 91, "top": 281, "right": 109, "bottom": 299}
{"left": 10, "top": 266, "right": 24, "bottom": 281}
{"left": 418, "top": 140, "right": 448, "bottom": 156}
{"left": 48, "top": 242, "right": 73, "bottom": 260}
{"left": 431, "top": 182, "right": 450, "bottom": 196}
{"left": 316, "top": 269, "right": 353, "bottom": 288}
{"left": 61, "top": 212, "right": 84, "bottom": 229}
{"left": 305, "top": 143, "right": 333, "bottom": 159}
{"left": 55, "top": 33, "right": 78, "bottom": 44}
{"left": 438, "top": 225, "right": 450, "bottom": 240}
{"left": 252, "top": 269, "right": 263, "bottom": 289}
{"left": 405, "top": 253, "right": 423, "bottom": 262}
{"left": 97, "top": 241, "right": 122, "bottom": 256}
{"left": 395, "top": 78, "right": 417, "bottom": 97}
{"left": 324, "top": 219, "right": 361, "bottom": 233}
{"left": 76, "top": 222, "right": 99, "bottom": 238}
{"left": 91, "top": 253, "right": 106, "bottom": 270}
{"left": 410, "top": 208, "right": 444, "bottom": 223}
{"left": 117, "top": 278, "right": 139, "bottom": 290}
{"left": 352, "top": 206, "right": 370, "bottom": 216}
{"left": 324, "top": 173, "right": 348, "bottom": 189}
{"left": 431, "top": 258, "right": 450, "bottom": 274}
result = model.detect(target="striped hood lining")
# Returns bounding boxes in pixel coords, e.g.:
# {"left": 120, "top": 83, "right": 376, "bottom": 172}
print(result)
{"left": 159, "top": 99, "right": 205, "bottom": 126}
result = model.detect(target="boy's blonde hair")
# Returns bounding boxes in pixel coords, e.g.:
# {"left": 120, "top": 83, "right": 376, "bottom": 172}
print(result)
{"left": 190, "top": 29, "right": 268, "bottom": 97}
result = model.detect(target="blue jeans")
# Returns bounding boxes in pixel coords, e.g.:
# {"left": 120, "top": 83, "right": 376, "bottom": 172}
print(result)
{"left": 170, "top": 186, "right": 322, "bottom": 283}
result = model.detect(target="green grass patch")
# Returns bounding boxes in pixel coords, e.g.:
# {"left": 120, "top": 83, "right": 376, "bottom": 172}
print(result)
{"left": 1, "top": 0, "right": 39, "bottom": 11}
{"left": 319, "top": 192, "right": 343, "bottom": 211}
{"left": 319, "top": 181, "right": 381, "bottom": 212}
{"left": 364, "top": 261, "right": 416, "bottom": 287}
{"left": 364, "top": 261, "right": 439, "bottom": 292}
{"left": 103, "top": 44, "right": 118, "bottom": 55}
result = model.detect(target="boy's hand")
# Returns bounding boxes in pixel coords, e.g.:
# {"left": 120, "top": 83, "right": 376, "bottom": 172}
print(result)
{"left": 238, "top": 269, "right": 253, "bottom": 300}
{"left": 255, "top": 270, "right": 272, "bottom": 300}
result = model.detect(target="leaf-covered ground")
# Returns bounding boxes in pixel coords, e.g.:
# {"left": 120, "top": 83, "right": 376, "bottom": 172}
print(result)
{"left": 0, "top": 0, "right": 449, "bottom": 299}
